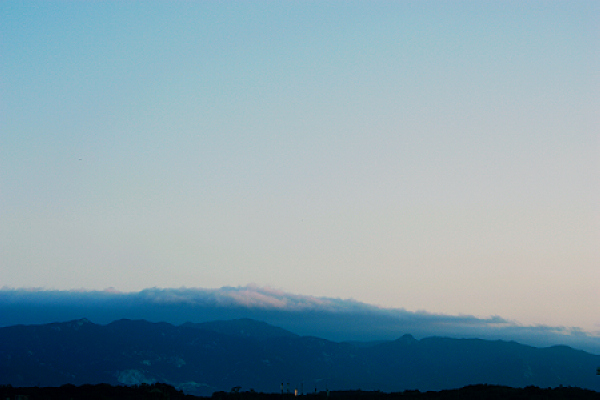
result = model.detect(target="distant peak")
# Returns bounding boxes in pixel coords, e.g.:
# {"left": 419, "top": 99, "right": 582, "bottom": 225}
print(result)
{"left": 71, "top": 318, "right": 92, "bottom": 324}
{"left": 396, "top": 334, "right": 417, "bottom": 343}
{"left": 58, "top": 318, "right": 94, "bottom": 330}
{"left": 183, "top": 318, "right": 298, "bottom": 339}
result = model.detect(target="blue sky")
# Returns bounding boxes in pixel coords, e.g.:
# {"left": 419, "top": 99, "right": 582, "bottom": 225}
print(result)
{"left": 1, "top": 1, "right": 598, "bottom": 333}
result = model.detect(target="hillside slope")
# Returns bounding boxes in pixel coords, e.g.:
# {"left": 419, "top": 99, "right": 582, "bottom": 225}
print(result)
{"left": 0, "top": 319, "right": 598, "bottom": 396}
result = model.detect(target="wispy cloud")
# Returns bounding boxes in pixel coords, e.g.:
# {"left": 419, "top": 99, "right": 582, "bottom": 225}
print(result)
{"left": 136, "top": 286, "right": 351, "bottom": 311}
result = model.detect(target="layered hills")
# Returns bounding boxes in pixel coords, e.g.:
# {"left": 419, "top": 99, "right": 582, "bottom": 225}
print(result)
{"left": 1, "top": 318, "right": 599, "bottom": 396}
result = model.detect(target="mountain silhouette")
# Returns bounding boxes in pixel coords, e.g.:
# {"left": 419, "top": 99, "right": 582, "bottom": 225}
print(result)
{"left": 0, "top": 318, "right": 598, "bottom": 396}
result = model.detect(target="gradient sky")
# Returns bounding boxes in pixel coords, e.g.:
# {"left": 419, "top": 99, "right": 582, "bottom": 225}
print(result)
{"left": 1, "top": 1, "right": 598, "bottom": 332}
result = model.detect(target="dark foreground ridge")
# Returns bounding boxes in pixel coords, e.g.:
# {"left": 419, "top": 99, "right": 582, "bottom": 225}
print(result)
{"left": 1, "top": 383, "right": 600, "bottom": 400}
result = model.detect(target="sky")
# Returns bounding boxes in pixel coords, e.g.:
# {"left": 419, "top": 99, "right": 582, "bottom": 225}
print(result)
{"left": 1, "top": 1, "right": 599, "bottom": 333}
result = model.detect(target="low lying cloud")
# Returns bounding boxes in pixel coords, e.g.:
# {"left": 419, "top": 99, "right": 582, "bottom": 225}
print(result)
{"left": 136, "top": 286, "right": 366, "bottom": 311}
{"left": 1, "top": 285, "right": 599, "bottom": 354}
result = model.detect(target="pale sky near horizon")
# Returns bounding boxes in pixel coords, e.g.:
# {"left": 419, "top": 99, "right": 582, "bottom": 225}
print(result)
{"left": 1, "top": 1, "right": 599, "bottom": 332}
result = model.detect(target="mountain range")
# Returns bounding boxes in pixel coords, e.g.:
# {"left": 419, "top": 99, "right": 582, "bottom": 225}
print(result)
{"left": 1, "top": 318, "right": 599, "bottom": 396}
{"left": 3, "top": 287, "right": 599, "bottom": 355}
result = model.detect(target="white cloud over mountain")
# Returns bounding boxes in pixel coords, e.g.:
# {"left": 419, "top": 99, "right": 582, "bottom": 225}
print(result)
{"left": 1, "top": 285, "right": 599, "bottom": 354}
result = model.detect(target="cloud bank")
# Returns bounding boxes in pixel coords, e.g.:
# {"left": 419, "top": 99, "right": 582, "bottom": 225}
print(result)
{"left": 1, "top": 285, "right": 599, "bottom": 354}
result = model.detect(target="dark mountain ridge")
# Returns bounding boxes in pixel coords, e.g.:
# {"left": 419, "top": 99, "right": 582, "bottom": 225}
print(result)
{"left": 181, "top": 318, "right": 299, "bottom": 339}
{"left": 0, "top": 318, "right": 598, "bottom": 396}
{"left": 3, "top": 288, "right": 599, "bottom": 355}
